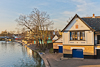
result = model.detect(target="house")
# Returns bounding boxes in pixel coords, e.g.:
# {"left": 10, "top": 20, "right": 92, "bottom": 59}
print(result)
{"left": 52, "top": 35, "right": 59, "bottom": 42}
{"left": 53, "top": 37, "right": 63, "bottom": 53}
{"left": 62, "top": 14, "right": 100, "bottom": 59}
{"left": 52, "top": 31, "right": 63, "bottom": 53}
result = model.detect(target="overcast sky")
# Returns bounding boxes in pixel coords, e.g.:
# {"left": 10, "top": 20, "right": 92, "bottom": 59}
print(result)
{"left": 0, "top": 0, "right": 100, "bottom": 33}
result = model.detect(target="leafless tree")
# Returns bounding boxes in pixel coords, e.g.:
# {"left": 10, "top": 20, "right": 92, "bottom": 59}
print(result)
{"left": 16, "top": 8, "right": 53, "bottom": 50}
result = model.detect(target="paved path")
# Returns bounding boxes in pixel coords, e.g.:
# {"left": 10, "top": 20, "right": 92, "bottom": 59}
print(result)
{"left": 43, "top": 53, "right": 100, "bottom": 67}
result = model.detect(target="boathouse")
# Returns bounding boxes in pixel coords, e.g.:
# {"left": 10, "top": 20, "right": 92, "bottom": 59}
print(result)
{"left": 62, "top": 14, "right": 100, "bottom": 59}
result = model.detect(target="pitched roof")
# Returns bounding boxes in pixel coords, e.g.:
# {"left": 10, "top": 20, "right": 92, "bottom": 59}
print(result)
{"left": 82, "top": 16, "right": 100, "bottom": 18}
{"left": 53, "top": 36, "right": 62, "bottom": 43}
{"left": 52, "top": 35, "right": 58, "bottom": 40}
{"left": 62, "top": 14, "right": 95, "bottom": 32}
{"left": 81, "top": 18, "right": 100, "bottom": 31}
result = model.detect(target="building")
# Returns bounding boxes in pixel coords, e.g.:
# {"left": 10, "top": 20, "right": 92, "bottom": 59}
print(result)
{"left": 53, "top": 37, "right": 63, "bottom": 53}
{"left": 62, "top": 14, "right": 100, "bottom": 59}
{"left": 52, "top": 35, "right": 59, "bottom": 42}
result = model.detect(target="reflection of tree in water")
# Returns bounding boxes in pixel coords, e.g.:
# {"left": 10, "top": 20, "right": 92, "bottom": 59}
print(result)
{"left": 22, "top": 46, "right": 27, "bottom": 56}
{"left": 1, "top": 42, "right": 7, "bottom": 50}
{"left": 14, "top": 58, "right": 34, "bottom": 67}
{"left": 13, "top": 56, "right": 45, "bottom": 67}
{"left": 32, "top": 51, "right": 45, "bottom": 67}
{"left": 19, "top": 46, "right": 45, "bottom": 67}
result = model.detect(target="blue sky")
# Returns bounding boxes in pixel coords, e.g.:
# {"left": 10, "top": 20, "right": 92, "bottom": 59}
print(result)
{"left": 0, "top": 0, "right": 100, "bottom": 33}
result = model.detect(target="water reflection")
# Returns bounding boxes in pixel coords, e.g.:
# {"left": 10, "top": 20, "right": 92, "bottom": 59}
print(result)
{"left": 0, "top": 41, "right": 45, "bottom": 67}
{"left": 26, "top": 47, "right": 32, "bottom": 58}
{"left": 25, "top": 46, "right": 45, "bottom": 67}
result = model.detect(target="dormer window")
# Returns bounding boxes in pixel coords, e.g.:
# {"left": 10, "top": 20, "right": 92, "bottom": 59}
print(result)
{"left": 70, "top": 31, "right": 85, "bottom": 41}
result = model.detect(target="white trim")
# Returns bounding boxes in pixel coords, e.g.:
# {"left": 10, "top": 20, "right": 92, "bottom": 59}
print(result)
{"left": 71, "top": 47, "right": 84, "bottom": 50}
{"left": 95, "top": 47, "right": 100, "bottom": 49}
{"left": 58, "top": 45, "right": 63, "bottom": 46}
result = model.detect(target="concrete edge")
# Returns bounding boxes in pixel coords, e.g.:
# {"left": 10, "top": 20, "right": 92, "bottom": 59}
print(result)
{"left": 39, "top": 53, "right": 51, "bottom": 67}
{"left": 28, "top": 46, "right": 51, "bottom": 67}
{"left": 60, "top": 56, "right": 84, "bottom": 60}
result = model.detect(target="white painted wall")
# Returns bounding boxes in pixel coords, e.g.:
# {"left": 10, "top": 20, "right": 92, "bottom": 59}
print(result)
{"left": 63, "top": 31, "right": 94, "bottom": 45}
{"left": 65, "top": 18, "right": 90, "bottom": 31}
{"left": 62, "top": 32, "right": 69, "bottom": 44}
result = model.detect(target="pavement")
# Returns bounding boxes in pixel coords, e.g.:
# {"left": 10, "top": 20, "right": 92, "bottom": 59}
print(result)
{"left": 44, "top": 53, "right": 100, "bottom": 67}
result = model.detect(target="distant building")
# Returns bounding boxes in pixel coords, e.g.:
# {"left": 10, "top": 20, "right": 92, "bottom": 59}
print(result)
{"left": 53, "top": 37, "right": 63, "bottom": 53}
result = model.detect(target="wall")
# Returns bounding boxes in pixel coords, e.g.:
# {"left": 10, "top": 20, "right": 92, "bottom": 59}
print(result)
{"left": 53, "top": 43, "right": 62, "bottom": 49}
{"left": 95, "top": 33, "right": 100, "bottom": 45}
{"left": 95, "top": 46, "right": 100, "bottom": 55}
{"left": 63, "top": 45, "right": 94, "bottom": 55}
{"left": 63, "top": 31, "right": 94, "bottom": 45}
{"left": 65, "top": 18, "right": 90, "bottom": 31}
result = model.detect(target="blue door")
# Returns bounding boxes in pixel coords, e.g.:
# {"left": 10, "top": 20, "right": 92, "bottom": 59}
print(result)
{"left": 59, "top": 46, "right": 63, "bottom": 53}
{"left": 72, "top": 49, "right": 83, "bottom": 58}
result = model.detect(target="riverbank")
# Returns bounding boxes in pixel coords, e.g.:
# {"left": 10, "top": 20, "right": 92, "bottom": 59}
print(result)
{"left": 18, "top": 40, "right": 51, "bottom": 67}
{"left": 18, "top": 41, "right": 100, "bottom": 67}
{"left": 17, "top": 40, "right": 63, "bottom": 67}
{"left": 26, "top": 44, "right": 51, "bottom": 67}
{"left": 26, "top": 44, "right": 64, "bottom": 67}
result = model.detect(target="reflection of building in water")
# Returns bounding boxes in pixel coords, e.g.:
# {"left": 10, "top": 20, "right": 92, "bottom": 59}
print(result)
{"left": 24, "top": 45, "right": 27, "bottom": 48}
{"left": 22, "top": 46, "right": 27, "bottom": 56}
{"left": 32, "top": 51, "right": 43, "bottom": 66}
{"left": 24, "top": 46, "right": 45, "bottom": 66}
{"left": 26, "top": 47, "right": 32, "bottom": 58}
{"left": 32, "top": 51, "right": 38, "bottom": 58}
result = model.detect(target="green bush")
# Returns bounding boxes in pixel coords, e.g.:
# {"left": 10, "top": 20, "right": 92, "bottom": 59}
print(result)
{"left": 49, "top": 48, "right": 53, "bottom": 53}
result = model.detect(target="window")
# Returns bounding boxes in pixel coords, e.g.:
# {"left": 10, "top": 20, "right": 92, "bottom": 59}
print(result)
{"left": 70, "top": 31, "right": 85, "bottom": 40}
{"left": 80, "top": 32, "right": 85, "bottom": 40}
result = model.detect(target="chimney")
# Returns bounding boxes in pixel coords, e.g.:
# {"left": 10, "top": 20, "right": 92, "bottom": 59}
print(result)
{"left": 92, "top": 14, "right": 95, "bottom": 18}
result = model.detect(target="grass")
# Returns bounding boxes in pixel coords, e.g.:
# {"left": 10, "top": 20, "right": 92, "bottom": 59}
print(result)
{"left": 49, "top": 48, "right": 53, "bottom": 53}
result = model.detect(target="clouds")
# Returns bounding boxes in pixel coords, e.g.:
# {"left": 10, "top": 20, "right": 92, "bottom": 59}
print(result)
{"left": 62, "top": 11, "right": 75, "bottom": 17}
{"left": 62, "top": 0, "right": 96, "bottom": 17}
{"left": 75, "top": 0, "right": 95, "bottom": 12}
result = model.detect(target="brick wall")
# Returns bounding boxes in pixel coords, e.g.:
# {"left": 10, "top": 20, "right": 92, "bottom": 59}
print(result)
{"left": 63, "top": 45, "right": 94, "bottom": 55}
{"left": 53, "top": 42, "right": 62, "bottom": 49}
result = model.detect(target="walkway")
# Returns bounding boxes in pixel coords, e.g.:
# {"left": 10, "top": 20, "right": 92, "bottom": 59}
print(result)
{"left": 44, "top": 53, "right": 100, "bottom": 67}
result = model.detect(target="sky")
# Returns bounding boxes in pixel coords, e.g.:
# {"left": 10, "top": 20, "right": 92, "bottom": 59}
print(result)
{"left": 0, "top": 0, "right": 100, "bottom": 33}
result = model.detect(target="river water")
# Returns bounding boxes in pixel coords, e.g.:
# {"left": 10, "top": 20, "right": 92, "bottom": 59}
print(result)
{"left": 0, "top": 41, "right": 45, "bottom": 67}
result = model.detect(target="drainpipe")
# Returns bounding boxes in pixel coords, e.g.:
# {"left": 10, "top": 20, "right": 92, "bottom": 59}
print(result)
{"left": 94, "top": 32, "right": 95, "bottom": 59}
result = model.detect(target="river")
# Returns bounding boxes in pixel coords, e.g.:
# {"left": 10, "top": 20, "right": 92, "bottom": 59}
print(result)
{"left": 0, "top": 41, "right": 45, "bottom": 67}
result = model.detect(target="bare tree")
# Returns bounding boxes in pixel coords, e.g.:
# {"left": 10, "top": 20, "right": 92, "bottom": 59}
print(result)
{"left": 16, "top": 8, "right": 53, "bottom": 50}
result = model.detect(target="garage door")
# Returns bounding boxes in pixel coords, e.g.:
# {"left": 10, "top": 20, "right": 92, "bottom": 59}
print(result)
{"left": 72, "top": 49, "right": 83, "bottom": 58}
{"left": 97, "top": 49, "right": 100, "bottom": 59}
{"left": 59, "top": 46, "right": 63, "bottom": 53}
